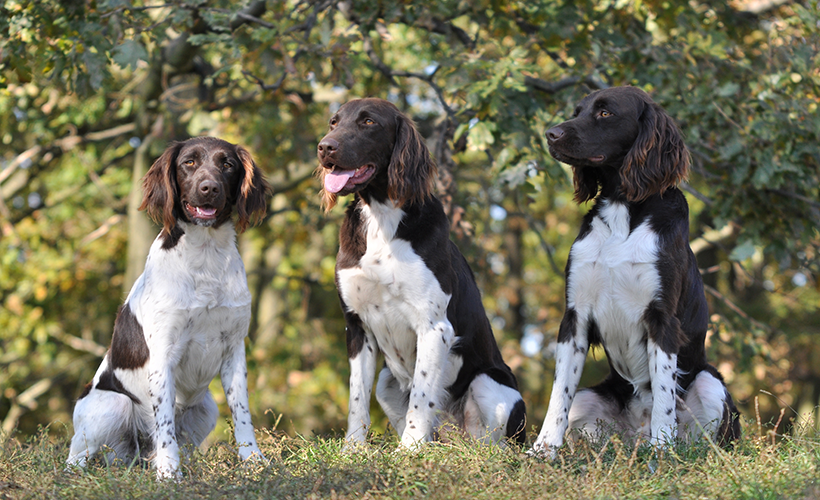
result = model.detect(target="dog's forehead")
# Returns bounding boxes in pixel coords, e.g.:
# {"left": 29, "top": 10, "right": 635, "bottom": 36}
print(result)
{"left": 577, "top": 88, "right": 646, "bottom": 115}
{"left": 336, "top": 98, "right": 398, "bottom": 121}
{"left": 178, "top": 138, "right": 237, "bottom": 159}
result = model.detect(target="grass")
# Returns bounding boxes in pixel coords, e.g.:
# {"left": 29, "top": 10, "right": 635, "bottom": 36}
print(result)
{"left": 1, "top": 420, "right": 819, "bottom": 500}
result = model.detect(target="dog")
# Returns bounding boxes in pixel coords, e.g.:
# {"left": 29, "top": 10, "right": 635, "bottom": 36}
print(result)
{"left": 317, "top": 98, "right": 526, "bottom": 449}
{"left": 67, "top": 137, "right": 270, "bottom": 478}
{"left": 530, "top": 86, "right": 740, "bottom": 458}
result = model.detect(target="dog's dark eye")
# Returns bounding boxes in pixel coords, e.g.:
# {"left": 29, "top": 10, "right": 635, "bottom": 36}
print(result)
{"left": 184, "top": 160, "right": 194, "bottom": 166}
{"left": 223, "top": 162, "right": 232, "bottom": 169}
{"left": 364, "top": 118, "right": 375, "bottom": 125}
{"left": 329, "top": 117, "right": 338, "bottom": 126}
{"left": 600, "top": 110, "right": 612, "bottom": 118}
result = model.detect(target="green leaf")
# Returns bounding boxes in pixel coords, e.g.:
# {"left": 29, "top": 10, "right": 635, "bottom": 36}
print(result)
{"left": 81, "top": 50, "right": 107, "bottom": 90}
{"left": 718, "top": 83, "right": 740, "bottom": 97}
{"left": 111, "top": 40, "right": 148, "bottom": 70}
{"left": 467, "top": 121, "right": 495, "bottom": 148}
{"left": 729, "top": 240, "right": 756, "bottom": 262}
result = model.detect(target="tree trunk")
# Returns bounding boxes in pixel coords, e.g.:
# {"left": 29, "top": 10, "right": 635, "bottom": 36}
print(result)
{"left": 124, "top": 135, "right": 160, "bottom": 292}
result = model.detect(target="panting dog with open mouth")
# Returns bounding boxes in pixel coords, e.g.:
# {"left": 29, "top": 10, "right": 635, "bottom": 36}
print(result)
{"left": 67, "top": 137, "right": 270, "bottom": 479}
{"left": 317, "top": 98, "right": 527, "bottom": 449}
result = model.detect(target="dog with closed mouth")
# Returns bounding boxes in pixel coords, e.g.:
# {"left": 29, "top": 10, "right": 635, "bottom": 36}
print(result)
{"left": 530, "top": 87, "right": 740, "bottom": 458}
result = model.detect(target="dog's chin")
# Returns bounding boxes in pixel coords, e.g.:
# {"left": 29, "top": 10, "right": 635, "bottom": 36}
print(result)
{"left": 333, "top": 178, "right": 372, "bottom": 197}
{"left": 183, "top": 202, "right": 228, "bottom": 227}
{"left": 549, "top": 147, "right": 608, "bottom": 168}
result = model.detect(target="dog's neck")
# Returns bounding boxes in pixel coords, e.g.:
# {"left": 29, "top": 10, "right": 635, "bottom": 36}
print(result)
{"left": 581, "top": 165, "right": 628, "bottom": 204}
{"left": 354, "top": 167, "right": 391, "bottom": 207}
{"left": 160, "top": 220, "right": 238, "bottom": 251}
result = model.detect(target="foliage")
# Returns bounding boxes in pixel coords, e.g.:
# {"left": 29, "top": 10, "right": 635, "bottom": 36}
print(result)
{"left": 0, "top": 0, "right": 818, "bottom": 443}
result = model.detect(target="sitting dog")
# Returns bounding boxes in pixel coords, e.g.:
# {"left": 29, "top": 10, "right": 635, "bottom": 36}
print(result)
{"left": 67, "top": 137, "right": 270, "bottom": 478}
{"left": 317, "top": 98, "right": 526, "bottom": 448}
{"left": 531, "top": 86, "right": 740, "bottom": 458}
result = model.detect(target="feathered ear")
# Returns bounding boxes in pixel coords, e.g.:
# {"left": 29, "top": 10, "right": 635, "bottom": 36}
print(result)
{"left": 620, "top": 101, "right": 690, "bottom": 202}
{"left": 573, "top": 166, "right": 603, "bottom": 204}
{"left": 317, "top": 166, "right": 338, "bottom": 213}
{"left": 235, "top": 146, "right": 271, "bottom": 232}
{"left": 139, "top": 142, "right": 181, "bottom": 236}
{"left": 388, "top": 114, "right": 436, "bottom": 207}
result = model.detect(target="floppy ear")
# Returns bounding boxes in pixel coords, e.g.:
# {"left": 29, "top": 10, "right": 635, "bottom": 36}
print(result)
{"left": 235, "top": 146, "right": 271, "bottom": 232}
{"left": 621, "top": 101, "right": 690, "bottom": 202}
{"left": 388, "top": 114, "right": 437, "bottom": 207}
{"left": 139, "top": 142, "right": 181, "bottom": 236}
{"left": 573, "top": 166, "right": 603, "bottom": 204}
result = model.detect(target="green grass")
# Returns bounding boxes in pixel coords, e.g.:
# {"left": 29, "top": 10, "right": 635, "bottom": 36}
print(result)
{"left": 1, "top": 422, "right": 818, "bottom": 500}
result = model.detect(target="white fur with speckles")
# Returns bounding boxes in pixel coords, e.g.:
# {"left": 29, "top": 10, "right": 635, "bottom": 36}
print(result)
{"left": 565, "top": 368, "right": 730, "bottom": 445}
{"left": 338, "top": 200, "right": 488, "bottom": 448}
{"left": 67, "top": 222, "right": 264, "bottom": 479}
{"left": 463, "top": 374, "right": 526, "bottom": 445}
{"left": 532, "top": 200, "right": 670, "bottom": 457}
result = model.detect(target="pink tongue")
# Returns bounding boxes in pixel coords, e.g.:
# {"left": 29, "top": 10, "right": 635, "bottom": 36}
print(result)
{"left": 197, "top": 207, "right": 217, "bottom": 217}
{"left": 324, "top": 169, "right": 356, "bottom": 194}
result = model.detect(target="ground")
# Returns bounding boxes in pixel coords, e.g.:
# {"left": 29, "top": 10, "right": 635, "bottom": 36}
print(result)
{"left": 1, "top": 419, "right": 818, "bottom": 500}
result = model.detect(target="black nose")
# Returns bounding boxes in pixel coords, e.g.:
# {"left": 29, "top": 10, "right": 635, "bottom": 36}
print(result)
{"left": 199, "top": 179, "right": 220, "bottom": 195}
{"left": 317, "top": 137, "right": 339, "bottom": 156}
{"left": 546, "top": 126, "right": 564, "bottom": 142}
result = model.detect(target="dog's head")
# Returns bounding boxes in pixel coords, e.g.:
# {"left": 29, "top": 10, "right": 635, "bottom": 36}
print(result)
{"left": 139, "top": 137, "right": 270, "bottom": 235}
{"left": 316, "top": 98, "right": 435, "bottom": 211}
{"left": 545, "top": 86, "right": 689, "bottom": 203}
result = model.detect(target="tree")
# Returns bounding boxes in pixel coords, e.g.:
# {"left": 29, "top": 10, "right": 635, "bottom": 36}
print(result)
{"left": 1, "top": 0, "right": 818, "bottom": 438}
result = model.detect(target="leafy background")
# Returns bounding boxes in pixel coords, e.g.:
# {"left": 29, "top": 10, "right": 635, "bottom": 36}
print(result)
{"left": 1, "top": 0, "right": 818, "bottom": 444}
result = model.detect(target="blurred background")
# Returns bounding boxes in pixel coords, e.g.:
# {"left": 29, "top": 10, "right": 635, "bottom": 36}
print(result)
{"left": 1, "top": 0, "right": 818, "bottom": 443}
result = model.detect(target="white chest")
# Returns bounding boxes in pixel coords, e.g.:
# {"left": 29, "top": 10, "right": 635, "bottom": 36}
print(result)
{"left": 337, "top": 202, "right": 451, "bottom": 386}
{"left": 133, "top": 225, "right": 251, "bottom": 312}
{"left": 174, "top": 304, "right": 250, "bottom": 399}
{"left": 127, "top": 224, "right": 252, "bottom": 403}
{"left": 567, "top": 201, "right": 661, "bottom": 385}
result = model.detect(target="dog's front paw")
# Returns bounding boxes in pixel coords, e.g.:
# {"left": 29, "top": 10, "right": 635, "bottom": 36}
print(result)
{"left": 65, "top": 453, "right": 89, "bottom": 470}
{"left": 527, "top": 440, "right": 558, "bottom": 460}
{"left": 238, "top": 445, "right": 266, "bottom": 463}
{"left": 154, "top": 450, "right": 182, "bottom": 481}
{"left": 155, "top": 462, "right": 182, "bottom": 481}
{"left": 398, "top": 431, "right": 431, "bottom": 452}
{"left": 341, "top": 437, "right": 370, "bottom": 454}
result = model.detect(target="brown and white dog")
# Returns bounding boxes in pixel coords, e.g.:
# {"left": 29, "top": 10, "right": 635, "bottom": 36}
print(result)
{"left": 531, "top": 87, "right": 740, "bottom": 458}
{"left": 317, "top": 98, "right": 526, "bottom": 448}
{"left": 67, "top": 137, "right": 270, "bottom": 478}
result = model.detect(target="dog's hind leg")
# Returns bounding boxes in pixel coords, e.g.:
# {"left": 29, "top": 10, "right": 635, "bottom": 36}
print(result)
{"left": 462, "top": 373, "right": 526, "bottom": 446}
{"left": 375, "top": 365, "right": 410, "bottom": 437}
{"left": 67, "top": 388, "right": 138, "bottom": 467}
{"left": 677, "top": 369, "right": 740, "bottom": 444}
{"left": 566, "top": 387, "right": 649, "bottom": 445}
{"left": 176, "top": 391, "right": 219, "bottom": 454}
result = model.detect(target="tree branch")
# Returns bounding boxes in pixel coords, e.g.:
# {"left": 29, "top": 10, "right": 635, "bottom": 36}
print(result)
{"left": 679, "top": 181, "right": 714, "bottom": 206}
{"left": 690, "top": 223, "right": 739, "bottom": 255}
{"left": 516, "top": 212, "right": 564, "bottom": 279}
{"left": 401, "top": 13, "right": 476, "bottom": 50}
{"left": 242, "top": 70, "right": 287, "bottom": 92}
{"left": 1, "top": 378, "right": 53, "bottom": 435}
{"left": 524, "top": 74, "right": 609, "bottom": 94}
{"left": 703, "top": 283, "right": 776, "bottom": 336}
